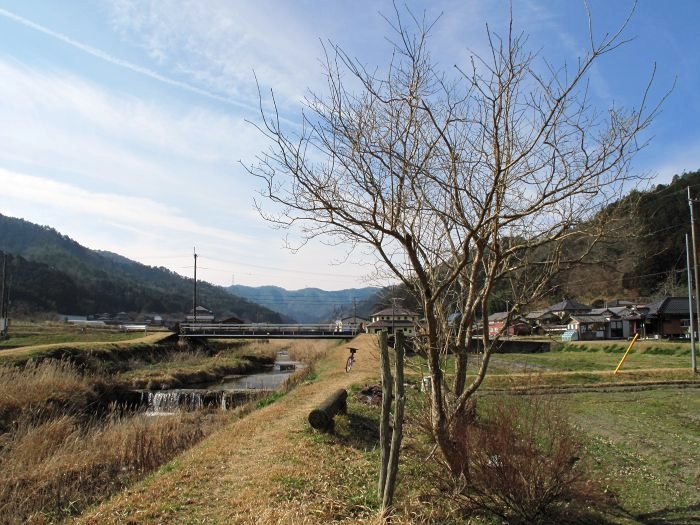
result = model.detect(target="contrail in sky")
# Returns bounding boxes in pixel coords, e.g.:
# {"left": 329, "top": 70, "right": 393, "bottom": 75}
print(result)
{"left": 0, "top": 7, "right": 257, "bottom": 112}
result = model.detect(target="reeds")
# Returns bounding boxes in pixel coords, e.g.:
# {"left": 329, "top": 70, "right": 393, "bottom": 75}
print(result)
{"left": 0, "top": 360, "right": 94, "bottom": 432}
{"left": 0, "top": 411, "right": 208, "bottom": 523}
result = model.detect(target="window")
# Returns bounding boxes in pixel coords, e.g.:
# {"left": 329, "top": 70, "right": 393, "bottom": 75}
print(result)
{"left": 681, "top": 319, "right": 691, "bottom": 328}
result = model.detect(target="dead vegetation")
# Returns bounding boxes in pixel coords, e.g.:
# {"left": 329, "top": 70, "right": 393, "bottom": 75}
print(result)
{"left": 0, "top": 338, "right": 341, "bottom": 524}
{"left": 447, "top": 396, "right": 604, "bottom": 524}
{"left": 0, "top": 411, "right": 215, "bottom": 524}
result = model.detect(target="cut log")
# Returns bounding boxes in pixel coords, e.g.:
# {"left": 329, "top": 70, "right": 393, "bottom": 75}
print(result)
{"left": 308, "top": 389, "right": 348, "bottom": 432}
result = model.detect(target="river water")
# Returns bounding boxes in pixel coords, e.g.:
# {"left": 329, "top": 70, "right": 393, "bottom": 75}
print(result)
{"left": 144, "top": 350, "right": 303, "bottom": 414}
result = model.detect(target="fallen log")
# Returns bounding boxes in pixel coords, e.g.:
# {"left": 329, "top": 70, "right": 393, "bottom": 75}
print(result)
{"left": 308, "top": 388, "right": 348, "bottom": 432}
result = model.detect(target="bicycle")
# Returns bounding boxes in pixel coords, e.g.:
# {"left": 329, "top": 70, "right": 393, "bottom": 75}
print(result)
{"left": 345, "top": 347, "right": 358, "bottom": 372}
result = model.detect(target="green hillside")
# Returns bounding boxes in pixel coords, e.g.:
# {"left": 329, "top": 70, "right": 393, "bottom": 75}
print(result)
{"left": 0, "top": 215, "right": 285, "bottom": 322}
{"left": 554, "top": 169, "right": 699, "bottom": 303}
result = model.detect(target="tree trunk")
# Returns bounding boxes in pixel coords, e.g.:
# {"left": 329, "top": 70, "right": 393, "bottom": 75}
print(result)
{"left": 378, "top": 331, "right": 392, "bottom": 501}
{"left": 382, "top": 330, "right": 405, "bottom": 509}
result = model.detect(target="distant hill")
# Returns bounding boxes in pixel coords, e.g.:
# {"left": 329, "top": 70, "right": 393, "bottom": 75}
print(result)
{"left": 228, "top": 284, "right": 381, "bottom": 323}
{"left": 551, "top": 169, "right": 699, "bottom": 303}
{"left": 0, "top": 214, "right": 286, "bottom": 322}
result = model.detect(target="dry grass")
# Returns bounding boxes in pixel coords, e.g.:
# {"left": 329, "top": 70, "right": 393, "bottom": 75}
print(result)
{"left": 0, "top": 360, "right": 95, "bottom": 432}
{"left": 74, "top": 334, "right": 381, "bottom": 524}
{"left": 286, "top": 339, "right": 341, "bottom": 364}
{"left": 0, "top": 332, "right": 173, "bottom": 366}
{"left": 0, "top": 411, "right": 217, "bottom": 524}
{"left": 0, "top": 339, "right": 346, "bottom": 524}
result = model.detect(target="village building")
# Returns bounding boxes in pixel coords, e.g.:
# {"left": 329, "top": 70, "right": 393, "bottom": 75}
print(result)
{"left": 525, "top": 309, "right": 561, "bottom": 333}
{"left": 547, "top": 299, "right": 592, "bottom": 321}
{"left": 641, "top": 297, "right": 691, "bottom": 338}
{"left": 220, "top": 314, "right": 245, "bottom": 324}
{"left": 336, "top": 315, "right": 369, "bottom": 333}
{"left": 366, "top": 307, "right": 420, "bottom": 336}
{"left": 487, "top": 312, "right": 531, "bottom": 336}
{"left": 186, "top": 305, "right": 215, "bottom": 323}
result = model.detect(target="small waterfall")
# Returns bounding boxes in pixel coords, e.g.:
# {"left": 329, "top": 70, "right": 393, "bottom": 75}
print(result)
{"left": 145, "top": 390, "right": 204, "bottom": 414}
{"left": 143, "top": 389, "right": 262, "bottom": 415}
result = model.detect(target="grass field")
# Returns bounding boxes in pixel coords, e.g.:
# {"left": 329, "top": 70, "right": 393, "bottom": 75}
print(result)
{"left": 563, "top": 389, "right": 700, "bottom": 523}
{"left": 1, "top": 326, "right": 698, "bottom": 524}
{"left": 0, "top": 321, "right": 156, "bottom": 350}
{"left": 64, "top": 335, "right": 699, "bottom": 524}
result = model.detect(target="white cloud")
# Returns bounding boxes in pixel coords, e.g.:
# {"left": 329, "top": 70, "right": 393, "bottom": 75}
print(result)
{"left": 0, "top": 58, "right": 266, "bottom": 207}
{"left": 0, "top": 6, "right": 253, "bottom": 109}
{"left": 106, "top": 0, "right": 324, "bottom": 108}
{"left": 0, "top": 169, "right": 252, "bottom": 244}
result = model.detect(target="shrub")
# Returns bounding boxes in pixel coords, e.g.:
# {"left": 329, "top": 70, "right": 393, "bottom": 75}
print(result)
{"left": 448, "top": 395, "right": 595, "bottom": 524}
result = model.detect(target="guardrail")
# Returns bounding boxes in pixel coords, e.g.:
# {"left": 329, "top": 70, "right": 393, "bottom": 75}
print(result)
{"left": 179, "top": 323, "right": 360, "bottom": 339}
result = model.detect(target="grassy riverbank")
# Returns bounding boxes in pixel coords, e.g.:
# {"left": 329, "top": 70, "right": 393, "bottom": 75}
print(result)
{"left": 68, "top": 335, "right": 698, "bottom": 524}
{"left": 1, "top": 330, "right": 697, "bottom": 524}
{"left": 0, "top": 337, "right": 340, "bottom": 524}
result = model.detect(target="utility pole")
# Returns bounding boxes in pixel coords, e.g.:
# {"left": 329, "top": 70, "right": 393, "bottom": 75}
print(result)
{"left": 688, "top": 187, "right": 700, "bottom": 341}
{"left": 686, "top": 235, "right": 697, "bottom": 373}
{"left": 193, "top": 247, "right": 198, "bottom": 324}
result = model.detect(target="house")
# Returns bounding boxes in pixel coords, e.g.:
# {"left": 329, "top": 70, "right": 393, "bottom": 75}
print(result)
{"left": 186, "top": 305, "right": 215, "bottom": 323}
{"left": 525, "top": 309, "right": 560, "bottom": 333}
{"left": 487, "top": 312, "right": 531, "bottom": 336}
{"left": 567, "top": 314, "right": 610, "bottom": 340}
{"left": 547, "top": 299, "right": 592, "bottom": 321}
{"left": 143, "top": 314, "right": 164, "bottom": 326}
{"left": 642, "top": 297, "right": 690, "bottom": 338}
{"left": 607, "top": 306, "right": 643, "bottom": 338}
{"left": 366, "top": 307, "right": 420, "bottom": 336}
{"left": 337, "top": 315, "right": 369, "bottom": 333}
{"left": 220, "top": 314, "right": 245, "bottom": 324}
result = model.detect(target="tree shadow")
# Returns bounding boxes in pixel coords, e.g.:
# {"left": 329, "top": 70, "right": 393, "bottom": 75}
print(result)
{"left": 636, "top": 502, "right": 700, "bottom": 525}
{"left": 332, "top": 411, "right": 380, "bottom": 452}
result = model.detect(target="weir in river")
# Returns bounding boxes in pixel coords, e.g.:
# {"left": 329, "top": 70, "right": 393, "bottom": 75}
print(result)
{"left": 143, "top": 350, "right": 301, "bottom": 414}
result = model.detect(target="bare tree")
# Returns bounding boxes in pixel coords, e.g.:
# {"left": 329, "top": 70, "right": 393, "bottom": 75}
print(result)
{"left": 249, "top": 6, "right": 664, "bottom": 478}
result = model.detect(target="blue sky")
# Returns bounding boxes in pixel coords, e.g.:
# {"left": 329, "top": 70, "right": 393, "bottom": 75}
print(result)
{"left": 0, "top": 1, "right": 697, "bottom": 290}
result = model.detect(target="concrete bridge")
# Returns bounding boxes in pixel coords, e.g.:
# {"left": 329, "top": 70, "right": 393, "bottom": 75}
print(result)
{"left": 179, "top": 323, "right": 359, "bottom": 339}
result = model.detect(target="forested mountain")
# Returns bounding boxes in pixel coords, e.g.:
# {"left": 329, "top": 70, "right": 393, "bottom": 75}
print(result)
{"left": 553, "top": 169, "right": 699, "bottom": 303}
{"left": 0, "top": 215, "right": 285, "bottom": 322}
{"left": 620, "top": 170, "right": 699, "bottom": 296}
{"left": 348, "top": 170, "right": 700, "bottom": 314}
{"left": 2, "top": 169, "right": 694, "bottom": 320}
{"left": 228, "top": 284, "right": 380, "bottom": 323}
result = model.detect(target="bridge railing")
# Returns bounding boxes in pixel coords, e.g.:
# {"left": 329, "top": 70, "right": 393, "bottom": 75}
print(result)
{"left": 179, "top": 323, "right": 359, "bottom": 337}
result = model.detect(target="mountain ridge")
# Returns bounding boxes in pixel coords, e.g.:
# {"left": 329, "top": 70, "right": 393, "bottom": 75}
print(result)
{"left": 228, "top": 284, "right": 381, "bottom": 323}
{"left": 0, "top": 214, "right": 287, "bottom": 322}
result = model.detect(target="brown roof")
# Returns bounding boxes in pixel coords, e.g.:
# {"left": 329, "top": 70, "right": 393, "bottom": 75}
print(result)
{"left": 371, "top": 307, "right": 420, "bottom": 317}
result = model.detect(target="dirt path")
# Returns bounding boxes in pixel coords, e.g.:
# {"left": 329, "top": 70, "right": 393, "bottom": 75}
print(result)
{"left": 75, "top": 334, "right": 382, "bottom": 524}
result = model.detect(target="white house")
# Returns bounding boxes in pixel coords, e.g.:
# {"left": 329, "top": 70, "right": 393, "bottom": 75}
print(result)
{"left": 366, "top": 307, "right": 420, "bottom": 336}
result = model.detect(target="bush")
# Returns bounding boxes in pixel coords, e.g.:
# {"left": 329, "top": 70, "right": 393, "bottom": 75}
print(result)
{"left": 447, "top": 395, "right": 596, "bottom": 524}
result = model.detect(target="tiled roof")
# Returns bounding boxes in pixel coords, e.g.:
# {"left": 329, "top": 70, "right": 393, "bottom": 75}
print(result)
{"left": 525, "top": 310, "right": 557, "bottom": 320}
{"left": 371, "top": 307, "right": 420, "bottom": 317}
{"left": 547, "top": 299, "right": 591, "bottom": 312}
{"left": 367, "top": 320, "right": 416, "bottom": 328}
{"left": 645, "top": 297, "right": 689, "bottom": 316}
{"left": 570, "top": 314, "right": 608, "bottom": 324}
